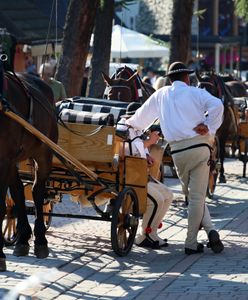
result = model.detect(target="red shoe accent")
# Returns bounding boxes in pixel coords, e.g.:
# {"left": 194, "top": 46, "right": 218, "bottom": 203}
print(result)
{"left": 158, "top": 223, "right": 163, "bottom": 229}
{"left": 145, "top": 227, "right": 152, "bottom": 234}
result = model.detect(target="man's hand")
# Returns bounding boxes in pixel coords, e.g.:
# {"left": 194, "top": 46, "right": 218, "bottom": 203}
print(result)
{"left": 193, "top": 123, "right": 209, "bottom": 135}
{"left": 146, "top": 154, "right": 155, "bottom": 166}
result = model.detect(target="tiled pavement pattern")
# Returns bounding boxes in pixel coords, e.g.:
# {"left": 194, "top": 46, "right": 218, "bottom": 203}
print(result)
{"left": 1, "top": 158, "right": 248, "bottom": 300}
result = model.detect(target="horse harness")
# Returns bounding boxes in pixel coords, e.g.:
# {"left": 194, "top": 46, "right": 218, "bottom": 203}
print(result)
{"left": 2, "top": 72, "right": 57, "bottom": 124}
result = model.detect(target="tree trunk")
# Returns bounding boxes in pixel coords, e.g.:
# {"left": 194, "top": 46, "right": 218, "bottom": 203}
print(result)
{"left": 56, "top": 0, "right": 99, "bottom": 97}
{"left": 88, "top": 0, "right": 115, "bottom": 98}
{"left": 169, "top": 0, "right": 194, "bottom": 64}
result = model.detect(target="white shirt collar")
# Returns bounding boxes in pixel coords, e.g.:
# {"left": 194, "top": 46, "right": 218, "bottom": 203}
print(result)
{"left": 172, "top": 81, "right": 188, "bottom": 87}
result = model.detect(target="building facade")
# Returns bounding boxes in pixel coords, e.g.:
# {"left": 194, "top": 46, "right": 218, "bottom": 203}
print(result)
{"left": 118, "top": 0, "right": 246, "bottom": 74}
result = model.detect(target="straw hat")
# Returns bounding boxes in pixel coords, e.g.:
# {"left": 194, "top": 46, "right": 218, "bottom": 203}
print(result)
{"left": 165, "top": 61, "right": 194, "bottom": 76}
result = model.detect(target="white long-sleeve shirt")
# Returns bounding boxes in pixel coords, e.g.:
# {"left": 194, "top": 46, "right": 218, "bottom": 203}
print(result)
{"left": 126, "top": 81, "right": 224, "bottom": 143}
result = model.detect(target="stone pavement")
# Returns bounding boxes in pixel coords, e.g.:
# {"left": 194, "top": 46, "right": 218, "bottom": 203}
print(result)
{"left": 1, "top": 158, "right": 248, "bottom": 300}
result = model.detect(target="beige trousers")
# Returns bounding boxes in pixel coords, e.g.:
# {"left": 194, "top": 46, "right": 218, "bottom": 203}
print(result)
{"left": 135, "top": 180, "right": 173, "bottom": 246}
{"left": 170, "top": 135, "right": 215, "bottom": 250}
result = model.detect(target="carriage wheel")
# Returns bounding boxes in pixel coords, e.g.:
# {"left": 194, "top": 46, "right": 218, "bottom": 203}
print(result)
{"left": 163, "top": 143, "right": 177, "bottom": 178}
{"left": 3, "top": 195, "right": 18, "bottom": 246}
{"left": 43, "top": 200, "right": 53, "bottom": 230}
{"left": 111, "top": 187, "right": 139, "bottom": 257}
{"left": 207, "top": 137, "right": 220, "bottom": 199}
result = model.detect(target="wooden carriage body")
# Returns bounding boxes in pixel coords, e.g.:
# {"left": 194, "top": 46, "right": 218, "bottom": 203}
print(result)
{"left": 19, "top": 120, "right": 148, "bottom": 215}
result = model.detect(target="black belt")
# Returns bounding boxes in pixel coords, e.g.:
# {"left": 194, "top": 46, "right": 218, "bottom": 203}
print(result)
{"left": 170, "top": 143, "right": 212, "bottom": 155}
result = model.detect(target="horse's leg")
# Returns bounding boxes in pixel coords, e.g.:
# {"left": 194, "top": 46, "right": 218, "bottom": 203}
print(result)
{"left": 0, "top": 162, "right": 11, "bottom": 271}
{"left": 10, "top": 165, "right": 32, "bottom": 257}
{"left": 0, "top": 186, "right": 8, "bottom": 271}
{"left": 32, "top": 153, "right": 52, "bottom": 258}
{"left": 218, "top": 138, "right": 226, "bottom": 183}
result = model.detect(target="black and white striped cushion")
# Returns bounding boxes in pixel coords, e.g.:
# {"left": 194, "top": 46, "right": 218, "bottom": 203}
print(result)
{"left": 70, "top": 96, "right": 129, "bottom": 108}
{"left": 58, "top": 98, "right": 127, "bottom": 123}
{"left": 59, "top": 109, "right": 114, "bottom": 125}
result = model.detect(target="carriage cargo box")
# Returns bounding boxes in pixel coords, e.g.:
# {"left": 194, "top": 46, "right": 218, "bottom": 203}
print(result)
{"left": 54, "top": 123, "right": 117, "bottom": 165}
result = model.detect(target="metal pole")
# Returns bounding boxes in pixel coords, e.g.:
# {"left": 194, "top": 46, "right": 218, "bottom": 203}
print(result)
{"left": 230, "top": 46, "right": 233, "bottom": 73}
{"left": 215, "top": 43, "right": 220, "bottom": 73}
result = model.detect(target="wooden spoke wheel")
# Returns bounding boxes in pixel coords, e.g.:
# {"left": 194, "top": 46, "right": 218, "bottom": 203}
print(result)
{"left": 163, "top": 143, "right": 177, "bottom": 178}
{"left": 43, "top": 200, "right": 53, "bottom": 230}
{"left": 3, "top": 195, "right": 18, "bottom": 246}
{"left": 207, "top": 137, "right": 220, "bottom": 199}
{"left": 111, "top": 187, "right": 139, "bottom": 256}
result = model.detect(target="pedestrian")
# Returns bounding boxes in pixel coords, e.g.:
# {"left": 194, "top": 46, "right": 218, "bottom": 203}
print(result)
{"left": 39, "top": 63, "right": 67, "bottom": 103}
{"left": 147, "top": 68, "right": 158, "bottom": 88}
{"left": 116, "top": 102, "right": 173, "bottom": 249}
{"left": 153, "top": 76, "right": 166, "bottom": 90}
{"left": 126, "top": 61, "right": 224, "bottom": 255}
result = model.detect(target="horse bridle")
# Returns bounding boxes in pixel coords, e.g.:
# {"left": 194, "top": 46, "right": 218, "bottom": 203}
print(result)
{"left": 107, "top": 84, "right": 132, "bottom": 101}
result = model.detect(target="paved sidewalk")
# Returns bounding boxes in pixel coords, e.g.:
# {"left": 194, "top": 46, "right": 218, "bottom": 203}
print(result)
{"left": 1, "top": 158, "right": 248, "bottom": 300}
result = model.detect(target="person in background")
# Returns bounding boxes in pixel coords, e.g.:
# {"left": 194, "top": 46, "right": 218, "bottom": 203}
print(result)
{"left": 25, "top": 57, "right": 38, "bottom": 76}
{"left": 117, "top": 102, "right": 173, "bottom": 249}
{"left": 126, "top": 62, "right": 224, "bottom": 255}
{"left": 153, "top": 76, "right": 166, "bottom": 90}
{"left": 39, "top": 63, "right": 67, "bottom": 103}
{"left": 142, "top": 75, "right": 151, "bottom": 84}
{"left": 147, "top": 68, "right": 158, "bottom": 88}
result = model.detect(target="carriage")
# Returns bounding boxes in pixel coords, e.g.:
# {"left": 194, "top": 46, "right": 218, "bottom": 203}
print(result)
{"left": 2, "top": 96, "right": 165, "bottom": 257}
{"left": 2, "top": 64, "right": 245, "bottom": 272}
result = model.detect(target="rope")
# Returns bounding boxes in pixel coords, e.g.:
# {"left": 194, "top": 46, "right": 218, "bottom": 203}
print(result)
{"left": 41, "top": 0, "right": 56, "bottom": 77}
{"left": 55, "top": 0, "right": 58, "bottom": 60}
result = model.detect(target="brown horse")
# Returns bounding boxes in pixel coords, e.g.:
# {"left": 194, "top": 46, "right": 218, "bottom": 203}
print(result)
{"left": 0, "top": 71, "right": 58, "bottom": 271}
{"left": 102, "top": 66, "right": 155, "bottom": 103}
{"left": 196, "top": 72, "right": 238, "bottom": 183}
{"left": 225, "top": 80, "right": 248, "bottom": 98}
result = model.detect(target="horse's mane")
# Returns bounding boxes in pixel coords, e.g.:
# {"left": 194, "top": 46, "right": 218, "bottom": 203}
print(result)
{"left": 197, "top": 71, "right": 234, "bottom": 107}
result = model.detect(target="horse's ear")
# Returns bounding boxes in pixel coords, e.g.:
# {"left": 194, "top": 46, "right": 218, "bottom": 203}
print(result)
{"left": 101, "top": 72, "right": 112, "bottom": 85}
{"left": 127, "top": 71, "right": 138, "bottom": 83}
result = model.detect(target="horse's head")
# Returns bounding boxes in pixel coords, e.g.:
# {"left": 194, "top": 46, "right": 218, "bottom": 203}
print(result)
{"left": 102, "top": 71, "right": 139, "bottom": 102}
{"left": 196, "top": 71, "right": 235, "bottom": 107}
{"left": 102, "top": 65, "right": 155, "bottom": 103}
{"left": 196, "top": 71, "right": 222, "bottom": 98}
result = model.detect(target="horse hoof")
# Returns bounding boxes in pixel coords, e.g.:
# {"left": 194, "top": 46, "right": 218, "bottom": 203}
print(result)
{"left": 219, "top": 177, "right": 226, "bottom": 183}
{"left": 0, "top": 258, "right": 6, "bottom": 272}
{"left": 13, "top": 244, "right": 30, "bottom": 257}
{"left": 34, "top": 245, "right": 49, "bottom": 259}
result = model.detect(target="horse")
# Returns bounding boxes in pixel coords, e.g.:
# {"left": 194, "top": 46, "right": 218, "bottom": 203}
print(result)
{"left": 0, "top": 70, "right": 58, "bottom": 271}
{"left": 223, "top": 79, "right": 248, "bottom": 98}
{"left": 102, "top": 65, "right": 155, "bottom": 103}
{"left": 196, "top": 71, "right": 238, "bottom": 183}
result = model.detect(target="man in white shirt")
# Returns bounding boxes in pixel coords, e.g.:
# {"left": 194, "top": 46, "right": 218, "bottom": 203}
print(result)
{"left": 126, "top": 62, "right": 224, "bottom": 255}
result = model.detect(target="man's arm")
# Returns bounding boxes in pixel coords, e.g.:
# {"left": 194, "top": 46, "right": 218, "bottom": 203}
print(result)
{"left": 126, "top": 92, "right": 160, "bottom": 130}
{"left": 201, "top": 89, "right": 224, "bottom": 134}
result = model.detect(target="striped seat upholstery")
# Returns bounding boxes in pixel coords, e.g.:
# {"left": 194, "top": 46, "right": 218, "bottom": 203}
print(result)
{"left": 59, "top": 108, "right": 114, "bottom": 126}
{"left": 57, "top": 97, "right": 128, "bottom": 124}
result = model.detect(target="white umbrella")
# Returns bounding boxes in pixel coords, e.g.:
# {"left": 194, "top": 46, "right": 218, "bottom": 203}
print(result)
{"left": 111, "top": 25, "right": 169, "bottom": 59}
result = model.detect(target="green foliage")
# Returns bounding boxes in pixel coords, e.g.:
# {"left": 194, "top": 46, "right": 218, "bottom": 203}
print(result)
{"left": 149, "top": 35, "right": 170, "bottom": 48}
{"left": 115, "top": 0, "right": 137, "bottom": 10}
{"left": 194, "top": 8, "right": 207, "bottom": 20}
{"left": 234, "top": 0, "right": 248, "bottom": 21}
